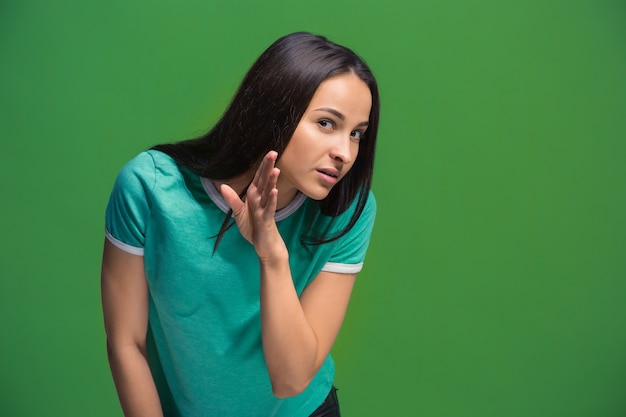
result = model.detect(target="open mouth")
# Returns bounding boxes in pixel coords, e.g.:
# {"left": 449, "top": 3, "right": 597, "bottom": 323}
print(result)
{"left": 316, "top": 168, "right": 340, "bottom": 185}
{"left": 317, "top": 169, "right": 339, "bottom": 178}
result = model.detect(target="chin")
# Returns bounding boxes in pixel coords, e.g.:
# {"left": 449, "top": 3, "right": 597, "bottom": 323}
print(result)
{"left": 300, "top": 186, "right": 332, "bottom": 201}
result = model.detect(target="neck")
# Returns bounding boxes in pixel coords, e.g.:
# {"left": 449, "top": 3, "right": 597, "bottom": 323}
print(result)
{"left": 276, "top": 187, "right": 298, "bottom": 210}
{"left": 214, "top": 170, "right": 299, "bottom": 211}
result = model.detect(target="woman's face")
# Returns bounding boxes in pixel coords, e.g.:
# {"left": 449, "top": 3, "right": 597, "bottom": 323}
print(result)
{"left": 275, "top": 72, "right": 372, "bottom": 208}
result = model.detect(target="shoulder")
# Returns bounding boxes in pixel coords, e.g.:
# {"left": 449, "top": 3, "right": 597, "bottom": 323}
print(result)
{"left": 317, "top": 189, "right": 377, "bottom": 270}
{"left": 339, "top": 189, "right": 376, "bottom": 225}
{"left": 348, "top": 189, "right": 376, "bottom": 231}
{"left": 105, "top": 150, "right": 190, "bottom": 252}
{"left": 107, "top": 150, "right": 185, "bottom": 217}
{"left": 119, "top": 149, "right": 177, "bottom": 174}
{"left": 320, "top": 189, "right": 376, "bottom": 246}
{"left": 114, "top": 150, "right": 180, "bottom": 188}
{"left": 362, "top": 190, "right": 376, "bottom": 217}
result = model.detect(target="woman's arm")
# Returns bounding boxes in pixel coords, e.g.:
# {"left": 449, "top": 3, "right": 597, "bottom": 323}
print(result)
{"left": 260, "top": 262, "right": 356, "bottom": 397}
{"left": 101, "top": 239, "right": 164, "bottom": 417}
{"left": 221, "top": 151, "right": 358, "bottom": 397}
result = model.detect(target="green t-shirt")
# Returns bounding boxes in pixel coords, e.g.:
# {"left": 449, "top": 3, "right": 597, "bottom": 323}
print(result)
{"left": 105, "top": 150, "right": 376, "bottom": 416}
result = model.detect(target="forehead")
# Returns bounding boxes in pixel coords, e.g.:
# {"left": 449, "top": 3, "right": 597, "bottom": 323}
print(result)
{"left": 307, "top": 73, "right": 372, "bottom": 120}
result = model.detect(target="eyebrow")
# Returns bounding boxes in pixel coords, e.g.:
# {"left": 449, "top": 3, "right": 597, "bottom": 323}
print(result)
{"left": 314, "top": 107, "right": 369, "bottom": 127}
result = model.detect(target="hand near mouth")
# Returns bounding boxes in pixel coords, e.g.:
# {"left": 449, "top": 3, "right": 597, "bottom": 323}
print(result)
{"left": 220, "top": 151, "right": 288, "bottom": 261}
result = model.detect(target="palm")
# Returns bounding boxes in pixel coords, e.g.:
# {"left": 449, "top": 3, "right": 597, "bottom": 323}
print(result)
{"left": 219, "top": 151, "right": 285, "bottom": 255}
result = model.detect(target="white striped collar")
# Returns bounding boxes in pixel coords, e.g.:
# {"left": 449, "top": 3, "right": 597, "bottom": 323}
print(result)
{"left": 200, "top": 177, "right": 307, "bottom": 221}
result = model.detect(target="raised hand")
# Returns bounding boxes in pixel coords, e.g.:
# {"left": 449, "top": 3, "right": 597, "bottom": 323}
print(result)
{"left": 219, "top": 151, "right": 287, "bottom": 260}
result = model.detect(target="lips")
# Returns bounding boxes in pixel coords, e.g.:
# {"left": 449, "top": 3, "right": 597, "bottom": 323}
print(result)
{"left": 316, "top": 168, "right": 340, "bottom": 178}
{"left": 316, "top": 168, "right": 341, "bottom": 186}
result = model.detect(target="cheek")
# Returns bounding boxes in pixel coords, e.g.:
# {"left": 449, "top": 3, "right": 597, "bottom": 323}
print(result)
{"left": 350, "top": 141, "right": 360, "bottom": 160}
{"left": 276, "top": 146, "right": 301, "bottom": 176}
{"left": 286, "top": 128, "right": 318, "bottom": 157}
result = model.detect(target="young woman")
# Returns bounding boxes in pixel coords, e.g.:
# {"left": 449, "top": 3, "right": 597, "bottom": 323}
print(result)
{"left": 101, "top": 32, "right": 380, "bottom": 417}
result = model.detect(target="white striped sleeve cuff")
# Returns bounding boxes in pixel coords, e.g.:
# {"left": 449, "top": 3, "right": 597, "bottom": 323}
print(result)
{"left": 321, "top": 262, "right": 364, "bottom": 274}
{"left": 105, "top": 230, "right": 145, "bottom": 256}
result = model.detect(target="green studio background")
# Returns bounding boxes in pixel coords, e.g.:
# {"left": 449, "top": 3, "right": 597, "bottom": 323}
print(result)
{"left": 1, "top": 0, "right": 625, "bottom": 416}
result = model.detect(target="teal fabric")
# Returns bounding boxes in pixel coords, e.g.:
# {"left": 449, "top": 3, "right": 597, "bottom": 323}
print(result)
{"left": 105, "top": 150, "right": 376, "bottom": 416}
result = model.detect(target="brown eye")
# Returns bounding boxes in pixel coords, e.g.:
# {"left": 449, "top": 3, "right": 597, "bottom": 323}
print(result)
{"left": 351, "top": 130, "right": 364, "bottom": 140}
{"left": 318, "top": 120, "right": 333, "bottom": 129}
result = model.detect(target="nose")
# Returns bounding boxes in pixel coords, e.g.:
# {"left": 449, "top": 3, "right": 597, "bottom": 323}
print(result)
{"left": 329, "top": 134, "right": 356, "bottom": 164}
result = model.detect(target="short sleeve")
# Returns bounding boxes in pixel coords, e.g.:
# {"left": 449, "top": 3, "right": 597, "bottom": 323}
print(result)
{"left": 104, "top": 152, "right": 156, "bottom": 256}
{"left": 322, "top": 191, "right": 377, "bottom": 274}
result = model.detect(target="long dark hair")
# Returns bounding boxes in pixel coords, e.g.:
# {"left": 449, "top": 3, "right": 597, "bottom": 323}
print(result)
{"left": 153, "top": 32, "right": 380, "bottom": 247}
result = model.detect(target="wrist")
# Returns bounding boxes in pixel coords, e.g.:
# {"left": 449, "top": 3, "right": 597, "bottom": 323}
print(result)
{"left": 257, "top": 244, "right": 289, "bottom": 270}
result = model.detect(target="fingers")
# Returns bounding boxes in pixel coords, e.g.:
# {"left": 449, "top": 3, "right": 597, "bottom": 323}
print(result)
{"left": 251, "top": 151, "right": 279, "bottom": 209}
{"left": 220, "top": 184, "right": 245, "bottom": 215}
{"left": 253, "top": 151, "right": 278, "bottom": 194}
{"left": 263, "top": 185, "right": 279, "bottom": 222}
{"left": 222, "top": 150, "right": 279, "bottom": 215}
{"left": 259, "top": 167, "right": 279, "bottom": 208}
